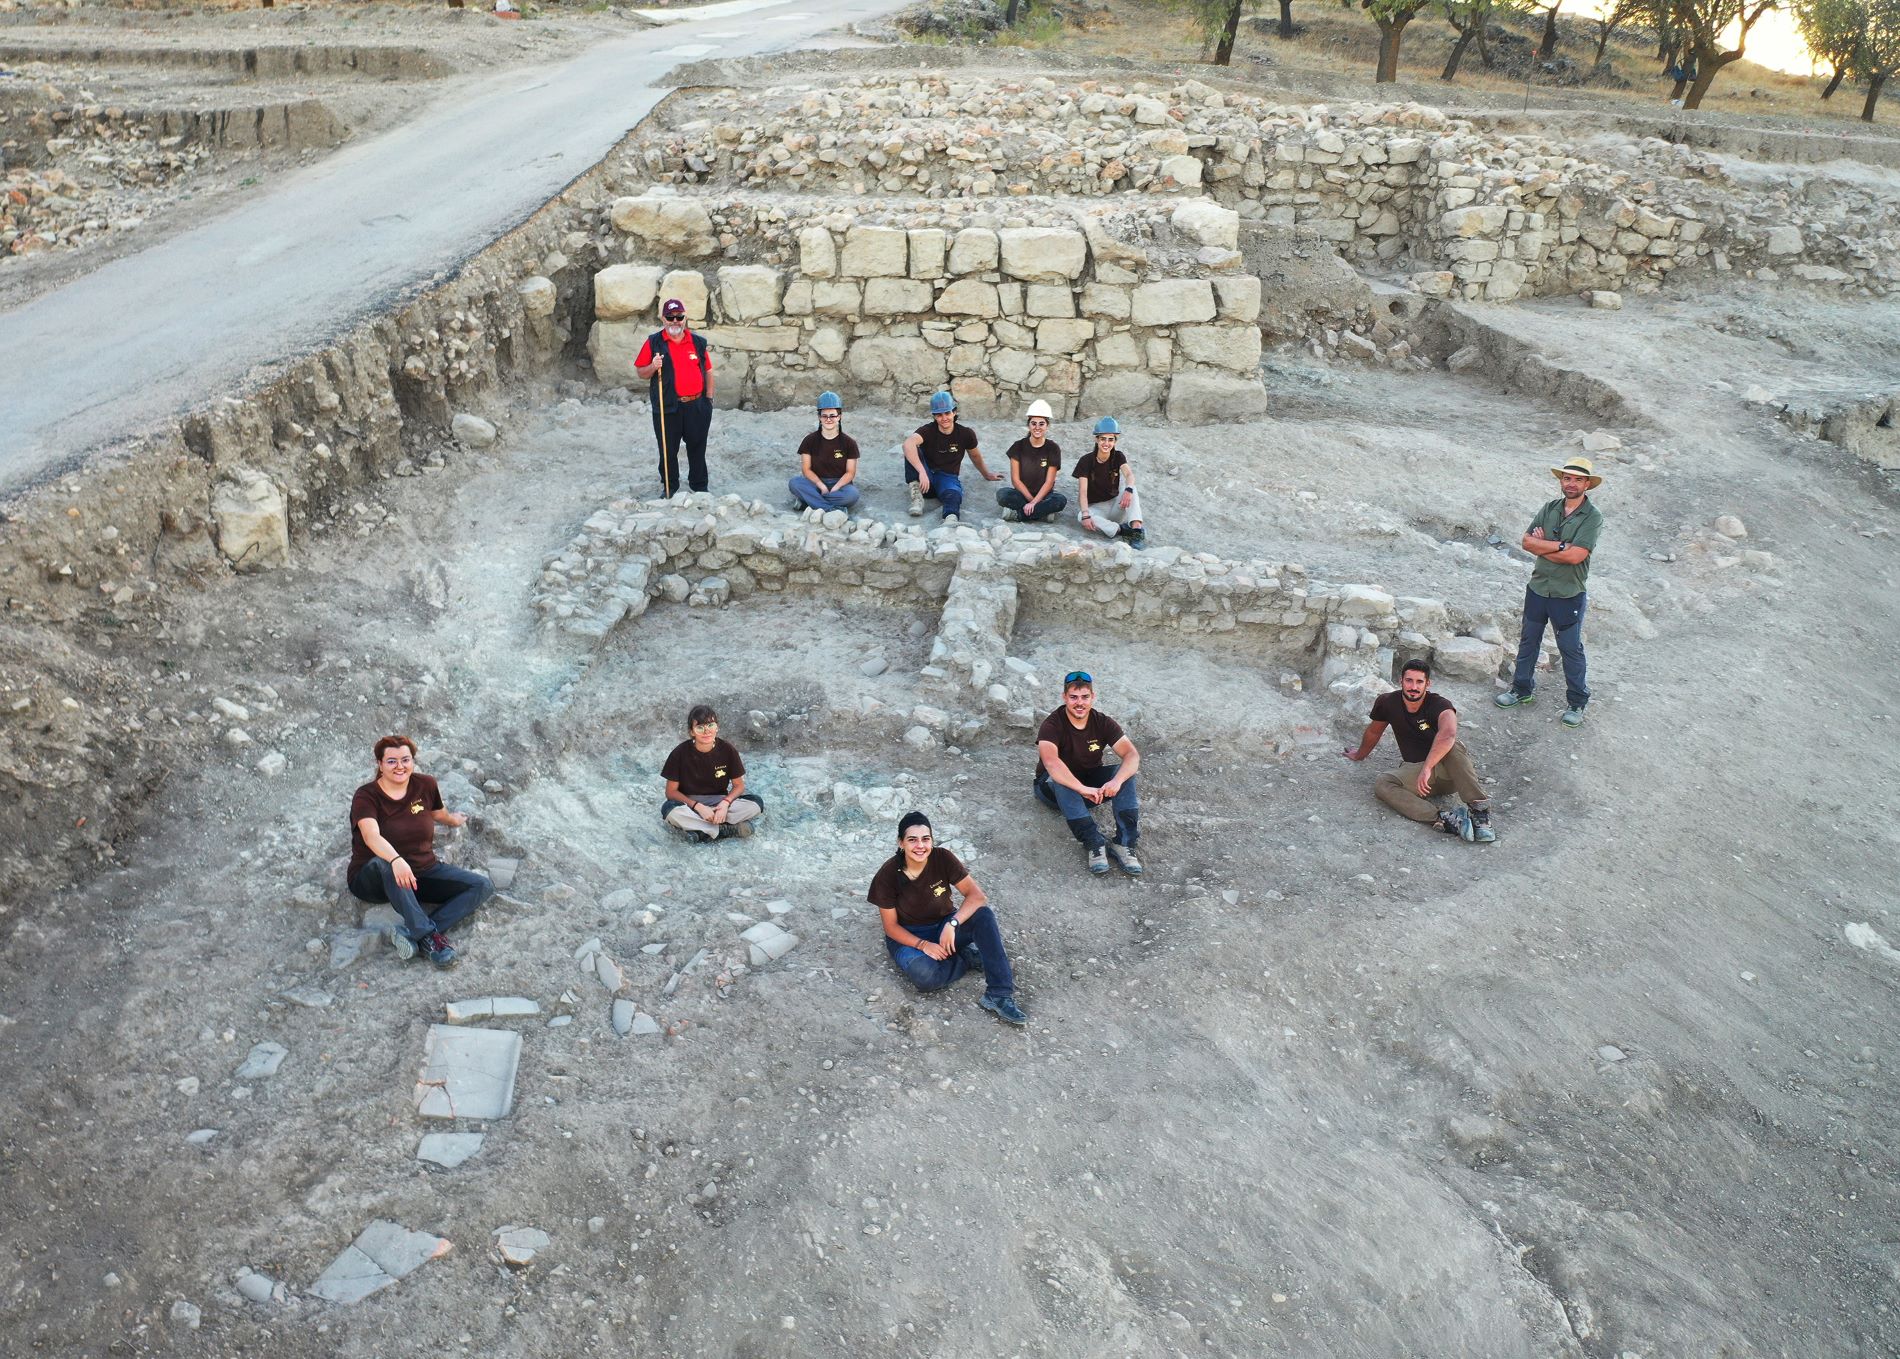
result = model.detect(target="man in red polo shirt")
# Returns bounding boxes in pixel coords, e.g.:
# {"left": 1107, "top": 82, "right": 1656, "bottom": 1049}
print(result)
{"left": 634, "top": 297, "right": 715, "bottom": 495}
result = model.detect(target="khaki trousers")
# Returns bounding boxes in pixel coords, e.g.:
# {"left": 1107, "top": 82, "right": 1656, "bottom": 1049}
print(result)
{"left": 1080, "top": 489, "right": 1143, "bottom": 537}
{"left": 664, "top": 794, "right": 763, "bottom": 839}
{"left": 1374, "top": 742, "right": 1487, "bottom": 823}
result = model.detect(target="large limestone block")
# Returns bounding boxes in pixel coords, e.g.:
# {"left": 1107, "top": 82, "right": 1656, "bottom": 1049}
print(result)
{"left": 810, "top": 325, "right": 848, "bottom": 363}
{"left": 1176, "top": 325, "right": 1262, "bottom": 372}
{"left": 1171, "top": 199, "right": 1239, "bottom": 249}
{"left": 991, "top": 347, "right": 1036, "bottom": 385}
{"left": 1158, "top": 155, "right": 1203, "bottom": 187}
{"left": 212, "top": 468, "right": 289, "bottom": 572}
{"left": 799, "top": 227, "right": 837, "bottom": 279}
{"left": 1036, "top": 318, "right": 1095, "bottom": 355}
{"left": 847, "top": 337, "right": 948, "bottom": 388}
{"left": 1079, "top": 371, "right": 1165, "bottom": 416}
{"left": 716, "top": 265, "right": 783, "bottom": 322}
{"left": 1165, "top": 372, "right": 1270, "bottom": 424}
{"left": 703, "top": 325, "right": 798, "bottom": 353}
{"left": 1432, "top": 636, "right": 1504, "bottom": 683}
{"left": 947, "top": 228, "right": 999, "bottom": 276}
{"left": 517, "top": 276, "right": 556, "bottom": 318}
{"left": 909, "top": 229, "right": 948, "bottom": 279}
{"left": 1082, "top": 216, "right": 1149, "bottom": 272}
{"left": 1132, "top": 279, "right": 1217, "bottom": 327}
{"left": 1440, "top": 205, "right": 1508, "bottom": 238}
{"left": 999, "top": 228, "right": 1088, "bottom": 283}
{"left": 839, "top": 226, "right": 909, "bottom": 278}
{"left": 1094, "top": 331, "right": 1142, "bottom": 368}
{"left": 949, "top": 375, "right": 1001, "bottom": 417}
{"left": 863, "top": 277, "right": 934, "bottom": 316}
{"left": 609, "top": 196, "right": 716, "bottom": 257}
{"left": 587, "top": 320, "right": 645, "bottom": 386}
{"left": 594, "top": 264, "right": 664, "bottom": 321}
{"left": 810, "top": 281, "right": 863, "bottom": 319}
{"left": 1080, "top": 283, "right": 1131, "bottom": 319}
{"left": 1764, "top": 225, "right": 1803, "bottom": 255}
{"left": 659, "top": 270, "right": 709, "bottom": 321}
{"left": 1026, "top": 284, "right": 1075, "bottom": 318}
{"left": 1212, "top": 276, "right": 1261, "bottom": 323}
{"left": 935, "top": 279, "right": 1001, "bottom": 318}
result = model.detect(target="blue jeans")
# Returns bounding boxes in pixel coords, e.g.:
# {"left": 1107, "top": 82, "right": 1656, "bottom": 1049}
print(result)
{"left": 1034, "top": 766, "right": 1138, "bottom": 849}
{"left": 789, "top": 475, "right": 860, "bottom": 510}
{"left": 904, "top": 460, "right": 963, "bottom": 518}
{"left": 885, "top": 906, "right": 1015, "bottom": 998}
{"left": 1509, "top": 586, "right": 1590, "bottom": 708}
{"left": 350, "top": 859, "right": 491, "bottom": 943}
{"left": 997, "top": 486, "right": 1069, "bottom": 521}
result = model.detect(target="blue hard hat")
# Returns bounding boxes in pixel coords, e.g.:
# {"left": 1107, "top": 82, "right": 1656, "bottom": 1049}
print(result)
{"left": 1094, "top": 416, "right": 1121, "bottom": 435}
{"left": 929, "top": 391, "right": 957, "bottom": 415}
{"left": 817, "top": 391, "right": 842, "bottom": 412}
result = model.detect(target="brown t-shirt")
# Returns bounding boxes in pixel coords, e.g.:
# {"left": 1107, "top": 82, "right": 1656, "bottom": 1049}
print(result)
{"left": 797, "top": 430, "right": 860, "bottom": 483}
{"left": 1006, "top": 437, "right": 1063, "bottom": 495}
{"left": 1036, "top": 707, "right": 1126, "bottom": 774}
{"left": 349, "top": 773, "right": 442, "bottom": 879}
{"left": 867, "top": 847, "right": 969, "bottom": 928}
{"left": 1072, "top": 449, "right": 1129, "bottom": 506}
{"left": 662, "top": 737, "right": 745, "bottom": 798}
{"left": 1369, "top": 691, "right": 1456, "bottom": 765}
{"left": 912, "top": 421, "right": 979, "bottom": 476}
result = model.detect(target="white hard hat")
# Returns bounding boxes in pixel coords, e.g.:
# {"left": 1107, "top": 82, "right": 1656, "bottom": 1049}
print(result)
{"left": 1025, "top": 399, "right": 1054, "bottom": 421}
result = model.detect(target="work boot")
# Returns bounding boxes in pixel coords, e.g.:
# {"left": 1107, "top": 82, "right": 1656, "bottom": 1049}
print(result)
{"left": 1494, "top": 690, "right": 1535, "bottom": 709}
{"left": 908, "top": 483, "right": 925, "bottom": 517}
{"left": 978, "top": 992, "right": 1028, "bottom": 1026}
{"left": 1087, "top": 845, "right": 1110, "bottom": 876}
{"left": 1107, "top": 843, "right": 1144, "bottom": 876}
{"left": 1471, "top": 806, "right": 1496, "bottom": 844}
{"left": 420, "top": 932, "right": 458, "bottom": 968}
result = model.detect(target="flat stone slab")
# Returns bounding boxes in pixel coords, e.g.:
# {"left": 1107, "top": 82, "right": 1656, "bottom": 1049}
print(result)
{"left": 416, "top": 1132, "right": 486, "bottom": 1168}
{"left": 444, "top": 996, "right": 540, "bottom": 1023}
{"left": 280, "top": 985, "right": 334, "bottom": 1009}
{"left": 307, "top": 1220, "right": 451, "bottom": 1304}
{"left": 234, "top": 1041, "right": 288, "bottom": 1080}
{"left": 414, "top": 1025, "right": 520, "bottom": 1120}
{"left": 495, "top": 1225, "right": 550, "bottom": 1268}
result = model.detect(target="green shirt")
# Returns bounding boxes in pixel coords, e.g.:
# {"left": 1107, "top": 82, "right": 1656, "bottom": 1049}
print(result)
{"left": 1527, "top": 495, "right": 1602, "bottom": 599}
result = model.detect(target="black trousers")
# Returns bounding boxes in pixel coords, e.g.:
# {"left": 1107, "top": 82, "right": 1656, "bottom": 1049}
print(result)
{"left": 652, "top": 395, "right": 713, "bottom": 494}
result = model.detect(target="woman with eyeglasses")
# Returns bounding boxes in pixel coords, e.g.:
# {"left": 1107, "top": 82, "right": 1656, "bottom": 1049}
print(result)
{"left": 789, "top": 391, "right": 861, "bottom": 512}
{"left": 347, "top": 734, "right": 491, "bottom": 967}
{"left": 661, "top": 705, "right": 765, "bottom": 841}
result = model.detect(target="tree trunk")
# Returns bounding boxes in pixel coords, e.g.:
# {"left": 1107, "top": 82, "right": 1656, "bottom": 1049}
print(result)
{"left": 1375, "top": 15, "right": 1412, "bottom": 81}
{"left": 1477, "top": 22, "right": 1494, "bottom": 67}
{"left": 1594, "top": 24, "right": 1610, "bottom": 67}
{"left": 1443, "top": 25, "right": 1476, "bottom": 79}
{"left": 1821, "top": 65, "right": 1846, "bottom": 100}
{"left": 1683, "top": 52, "right": 1733, "bottom": 109}
{"left": 1213, "top": 0, "right": 1244, "bottom": 64}
{"left": 1005, "top": 0, "right": 1021, "bottom": 25}
{"left": 1279, "top": 0, "right": 1295, "bottom": 37}
{"left": 1659, "top": 37, "right": 1678, "bottom": 70}
{"left": 1538, "top": 0, "right": 1561, "bottom": 59}
{"left": 1671, "top": 76, "right": 1689, "bottom": 99}
{"left": 1864, "top": 72, "right": 1888, "bottom": 122}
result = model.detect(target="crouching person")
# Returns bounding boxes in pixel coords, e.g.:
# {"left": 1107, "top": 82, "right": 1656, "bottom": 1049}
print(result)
{"left": 1033, "top": 670, "right": 1142, "bottom": 877}
{"left": 661, "top": 705, "right": 764, "bottom": 841}
{"left": 1342, "top": 658, "right": 1495, "bottom": 842}
{"left": 348, "top": 734, "right": 491, "bottom": 967}
{"left": 870, "top": 812, "right": 1026, "bottom": 1026}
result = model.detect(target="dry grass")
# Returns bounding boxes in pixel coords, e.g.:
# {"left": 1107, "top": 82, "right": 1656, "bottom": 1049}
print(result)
{"left": 1031, "top": 0, "right": 1899, "bottom": 130}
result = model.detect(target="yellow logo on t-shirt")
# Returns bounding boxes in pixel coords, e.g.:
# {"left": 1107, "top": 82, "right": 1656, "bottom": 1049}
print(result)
{"left": 409, "top": 801, "right": 425, "bottom": 815}
{"left": 1087, "top": 740, "right": 1101, "bottom": 753}
{"left": 932, "top": 882, "right": 948, "bottom": 897}
{"left": 713, "top": 766, "right": 728, "bottom": 780}
{"left": 1416, "top": 721, "right": 1429, "bottom": 731}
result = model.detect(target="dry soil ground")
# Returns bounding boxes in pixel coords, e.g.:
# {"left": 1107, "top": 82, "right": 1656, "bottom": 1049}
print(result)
{"left": 3, "top": 272, "right": 1899, "bottom": 1356}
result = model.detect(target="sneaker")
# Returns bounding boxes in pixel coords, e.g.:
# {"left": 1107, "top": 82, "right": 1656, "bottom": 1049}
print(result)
{"left": 1125, "top": 529, "right": 1146, "bottom": 551}
{"left": 1435, "top": 806, "right": 1475, "bottom": 843}
{"left": 1000, "top": 507, "right": 1021, "bottom": 522}
{"left": 391, "top": 932, "right": 418, "bottom": 961}
{"left": 729, "top": 819, "right": 754, "bottom": 839}
{"left": 908, "top": 484, "right": 925, "bottom": 517}
{"left": 1494, "top": 691, "right": 1535, "bottom": 709}
{"left": 420, "top": 932, "right": 458, "bottom": 968}
{"left": 1561, "top": 706, "right": 1587, "bottom": 729}
{"left": 1087, "top": 845, "right": 1110, "bottom": 876}
{"left": 1473, "top": 817, "right": 1497, "bottom": 844}
{"left": 1107, "top": 842, "right": 1144, "bottom": 876}
{"left": 942, "top": 513, "right": 959, "bottom": 528}
{"left": 978, "top": 992, "right": 1028, "bottom": 1027}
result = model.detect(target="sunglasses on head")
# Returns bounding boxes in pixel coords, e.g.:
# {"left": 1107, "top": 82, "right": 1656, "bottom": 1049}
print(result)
{"left": 1064, "top": 671, "right": 1093, "bottom": 686}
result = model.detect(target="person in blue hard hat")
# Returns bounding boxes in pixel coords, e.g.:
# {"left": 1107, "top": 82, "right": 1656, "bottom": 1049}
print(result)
{"left": 1072, "top": 416, "right": 1145, "bottom": 548}
{"left": 900, "top": 390, "right": 1000, "bottom": 525}
{"left": 789, "top": 391, "right": 861, "bottom": 512}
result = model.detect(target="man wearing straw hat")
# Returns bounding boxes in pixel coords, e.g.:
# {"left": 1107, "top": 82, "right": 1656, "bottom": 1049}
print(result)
{"left": 1495, "top": 457, "right": 1605, "bottom": 729}
{"left": 634, "top": 297, "right": 714, "bottom": 496}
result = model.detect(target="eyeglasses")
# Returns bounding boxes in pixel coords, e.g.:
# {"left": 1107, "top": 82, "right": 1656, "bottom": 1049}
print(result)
{"left": 381, "top": 755, "right": 414, "bottom": 767}
{"left": 819, "top": 411, "right": 841, "bottom": 419}
{"left": 1064, "top": 671, "right": 1093, "bottom": 686}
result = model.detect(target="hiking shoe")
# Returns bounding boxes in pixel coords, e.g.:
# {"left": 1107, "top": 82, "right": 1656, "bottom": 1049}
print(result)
{"left": 908, "top": 484, "right": 925, "bottom": 517}
{"left": 1087, "top": 845, "right": 1110, "bottom": 876}
{"left": 420, "top": 932, "right": 458, "bottom": 968}
{"left": 1107, "top": 843, "right": 1144, "bottom": 876}
{"left": 1436, "top": 806, "right": 1475, "bottom": 843}
{"left": 1473, "top": 819, "right": 1497, "bottom": 844}
{"left": 391, "top": 932, "right": 418, "bottom": 961}
{"left": 1561, "top": 706, "right": 1587, "bottom": 728}
{"left": 1494, "top": 691, "right": 1535, "bottom": 709}
{"left": 1125, "top": 529, "right": 1147, "bottom": 551}
{"left": 978, "top": 992, "right": 1027, "bottom": 1027}
{"left": 942, "top": 513, "right": 959, "bottom": 528}
{"left": 1000, "top": 507, "right": 1021, "bottom": 522}
{"left": 729, "top": 819, "right": 754, "bottom": 838}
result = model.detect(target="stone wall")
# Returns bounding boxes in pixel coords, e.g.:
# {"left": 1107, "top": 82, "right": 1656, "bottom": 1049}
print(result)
{"left": 620, "top": 77, "right": 1900, "bottom": 304}
{"left": 535, "top": 493, "right": 1520, "bottom": 726}
{"left": 583, "top": 194, "right": 1270, "bottom": 422}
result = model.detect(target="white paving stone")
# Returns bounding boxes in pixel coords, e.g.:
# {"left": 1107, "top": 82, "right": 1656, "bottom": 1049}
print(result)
{"left": 414, "top": 1025, "right": 521, "bottom": 1120}
{"left": 307, "top": 1220, "right": 451, "bottom": 1304}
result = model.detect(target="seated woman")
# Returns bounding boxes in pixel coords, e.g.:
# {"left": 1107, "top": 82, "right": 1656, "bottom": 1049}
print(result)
{"left": 867, "top": 812, "right": 1026, "bottom": 1026}
{"left": 347, "top": 733, "right": 491, "bottom": 967}
{"left": 788, "top": 391, "right": 861, "bottom": 512}
{"left": 660, "top": 704, "right": 765, "bottom": 841}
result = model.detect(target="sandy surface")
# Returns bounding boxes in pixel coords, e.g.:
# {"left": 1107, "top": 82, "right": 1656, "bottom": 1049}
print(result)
{"left": 3, "top": 268, "right": 1899, "bottom": 1355}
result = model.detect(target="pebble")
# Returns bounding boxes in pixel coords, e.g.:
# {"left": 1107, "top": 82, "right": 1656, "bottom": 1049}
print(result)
{"left": 186, "top": 1129, "right": 219, "bottom": 1146}
{"left": 1597, "top": 1045, "right": 1627, "bottom": 1063}
{"left": 170, "top": 1300, "right": 202, "bottom": 1329}
{"left": 175, "top": 1076, "right": 200, "bottom": 1096}
{"left": 235, "top": 1271, "right": 276, "bottom": 1304}
{"left": 255, "top": 751, "right": 288, "bottom": 778}
{"left": 280, "top": 985, "right": 334, "bottom": 1008}
{"left": 495, "top": 1226, "right": 550, "bottom": 1268}
{"left": 1712, "top": 515, "right": 1747, "bottom": 539}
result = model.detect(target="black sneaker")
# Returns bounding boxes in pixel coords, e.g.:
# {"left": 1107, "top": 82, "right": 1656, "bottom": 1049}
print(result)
{"left": 1125, "top": 529, "right": 1146, "bottom": 551}
{"left": 978, "top": 993, "right": 1027, "bottom": 1026}
{"left": 420, "top": 932, "right": 458, "bottom": 968}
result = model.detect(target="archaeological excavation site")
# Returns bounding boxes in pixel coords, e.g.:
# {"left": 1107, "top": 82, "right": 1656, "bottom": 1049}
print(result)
{"left": 2, "top": 0, "right": 1899, "bottom": 1353}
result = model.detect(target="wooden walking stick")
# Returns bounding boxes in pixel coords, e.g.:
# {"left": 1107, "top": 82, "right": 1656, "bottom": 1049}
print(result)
{"left": 655, "top": 352, "right": 672, "bottom": 499}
